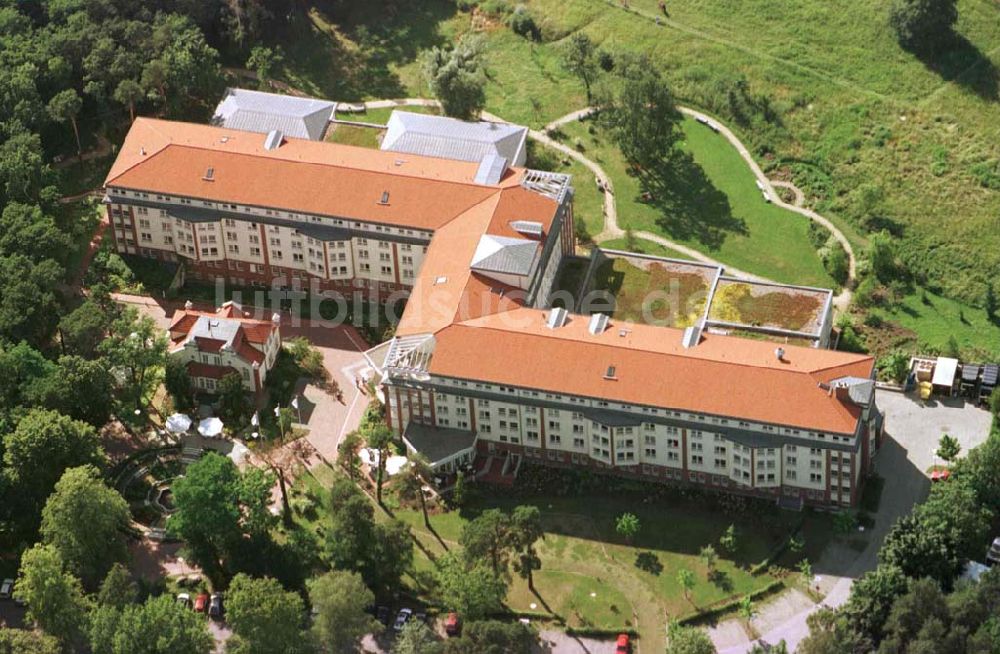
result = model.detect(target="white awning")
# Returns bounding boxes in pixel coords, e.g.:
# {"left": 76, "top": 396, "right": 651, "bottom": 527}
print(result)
{"left": 932, "top": 357, "right": 959, "bottom": 387}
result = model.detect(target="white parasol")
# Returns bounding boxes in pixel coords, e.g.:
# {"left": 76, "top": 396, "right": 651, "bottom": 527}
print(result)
{"left": 197, "top": 417, "right": 224, "bottom": 438}
{"left": 165, "top": 414, "right": 192, "bottom": 433}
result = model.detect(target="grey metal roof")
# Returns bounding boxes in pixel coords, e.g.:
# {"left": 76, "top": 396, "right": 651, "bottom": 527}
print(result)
{"left": 187, "top": 316, "right": 240, "bottom": 348}
{"left": 474, "top": 154, "right": 509, "bottom": 185}
{"left": 381, "top": 111, "right": 528, "bottom": 166}
{"left": 470, "top": 235, "right": 539, "bottom": 276}
{"left": 211, "top": 88, "right": 335, "bottom": 141}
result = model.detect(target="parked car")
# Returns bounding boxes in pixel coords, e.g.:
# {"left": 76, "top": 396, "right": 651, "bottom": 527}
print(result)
{"left": 194, "top": 593, "right": 209, "bottom": 613}
{"left": 444, "top": 612, "right": 461, "bottom": 637}
{"left": 393, "top": 608, "right": 413, "bottom": 632}
{"left": 209, "top": 593, "right": 223, "bottom": 619}
{"left": 0, "top": 579, "right": 13, "bottom": 600}
{"left": 376, "top": 605, "right": 391, "bottom": 626}
{"left": 616, "top": 633, "right": 631, "bottom": 654}
{"left": 176, "top": 593, "right": 191, "bottom": 609}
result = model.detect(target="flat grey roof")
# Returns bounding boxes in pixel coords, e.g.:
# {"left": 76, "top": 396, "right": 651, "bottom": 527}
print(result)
{"left": 403, "top": 422, "right": 477, "bottom": 466}
{"left": 211, "top": 88, "right": 335, "bottom": 141}
{"left": 381, "top": 110, "right": 528, "bottom": 166}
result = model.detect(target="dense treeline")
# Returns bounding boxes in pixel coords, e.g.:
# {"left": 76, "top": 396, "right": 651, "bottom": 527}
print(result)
{"left": 800, "top": 421, "right": 1000, "bottom": 654}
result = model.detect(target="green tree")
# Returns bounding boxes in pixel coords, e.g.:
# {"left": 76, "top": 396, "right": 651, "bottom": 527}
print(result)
{"left": 113, "top": 79, "right": 144, "bottom": 123}
{"left": 395, "top": 620, "right": 440, "bottom": 654}
{"left": 867, "top": 230, "right": 900, "bottom": 285}
{"left": 889, "top": 0, "right": 958, "bottom": 55}
{"left": 560, "top": 33, "right": 598, "bottom": 103}
{"left": 41, "top": 465, "right": 130, "bottom": 589}
{"left": 16, "top": 544, "right": 91, "bottom": 650}
{"left": 218, "top": 372, "right": 249, "bottom": 427}
{"left": 719, "top": 524, "right": 738, "bottom": 554}
{"left": 738, "top": 594, "right": 754, "bottom": 628}
{"left": 435, "top": 552, "right": 508, "bottom": 620}
{"left": 337, "top": 430, "right": 363, "bottom": 481}
{"left": 31, "top": 355, "right": 115, "bottom": 427}
{"left": 47, "top": 89, "right": 83, "bottom": 156}
{"left": 98, "top": 594, "right": 213, "bottom": 654}
{"left": 991, "top": 388, "right": 1000, "bottom": 420}
{"left": 699, "top": 544, "right": 718, "bottom": 579}
{"left": 421, "top": 36, "right": 487, "bottom": 120}
{"left": 170, "top": 453, "right": 274, "bottom": 573}
{"left": 798, "top": 559, "right": 814, "bottom": 589}
{"left": 225, "top": 574, "right": 311, "bottom": 654}
{"left": 879, "top": 578, "right": 949, "bottom": 652}
{"left": 799, "top": 607, "right": 870, "bottom": 654}
{"left": 395, "top": 452, "right": 433, "bottom": 529}
{"left": 324, "top": 476, "right": 413, "bottom": 592}
{"left": 599, "top": 58, "right": 682, "bottom": 171}
{"left": 615, "top": 512, "right": 640, "bottom": 543}
{"left": 0, "top": 203, "right": 70, "bottom": 264}
{"left": 839, "top": 564, "right": 907, "bottom": 646}
{"left": 0, "top": 254, "right": 63, "bottom": 345}
{"left": 665, "top": 621, "right": 716, "bottom": 654}
{"left": 510, "top": 505, "right": 543, "bottom": 592}
{"left": 365, "top": 423, "right": 394, "bottom": 505}
{"left": 937, "top": 433, "right": 961, "bottom": 463}
{"left": 452, "top": 470, "right": 467, "bottom": 507}
{"left": 678, "top": 568, "right": 696, "bottom": 605}
{"left": 308, "top": 570, "right": 380, "bottom": 652}
{"left": 164, "top": 356, "right": 194, "bottom": 411}
{"left": 97, "top": 563, "right": 138, "bottom": 609}
{"left": 914, "top": 476, "right": 992, "bottom": 562}
{"left": 246, "top": 46, "right": 283, "bottom": 90}
{"left": 99, "top": 307, "right": 168, "bottom": 410}
{"left": 461, "top": 508, "right": 514, "bottom": 576}
{"left": 0, "top": 629, "right": 60, "bottom": 654}
{"left": 3, "top": 408, "right": 105, "bottom": 535}
{"left": 442, "top": 620, "right": 536, "bottom": 654}
{"left": 879, "top": 514, "right": 960, "bottom": 587}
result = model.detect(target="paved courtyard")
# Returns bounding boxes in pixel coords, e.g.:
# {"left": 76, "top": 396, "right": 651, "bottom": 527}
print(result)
{"left": 875, "top": 388, "right": 995, "bottom": 472}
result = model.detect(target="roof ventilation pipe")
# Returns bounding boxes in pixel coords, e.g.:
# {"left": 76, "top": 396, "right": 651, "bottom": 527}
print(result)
{"left": 775, "top": 347, "right": 785, "bottom": 361}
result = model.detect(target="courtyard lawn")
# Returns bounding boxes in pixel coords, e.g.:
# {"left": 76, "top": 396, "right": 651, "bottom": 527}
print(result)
{"left": 325, "top": 123, "right": 382, "bottom": 148}
{"left": 560, "top": 118, "right": 834, "bottom": 288}
{"left": 357, "top": 104, "right": 440, "bottom": 125}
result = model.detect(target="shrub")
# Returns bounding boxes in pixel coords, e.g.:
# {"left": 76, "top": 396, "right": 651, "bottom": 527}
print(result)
{"left": 508, "top": 5, "right": 538, "bottom": 40}
{"left": 877, "top": 349, "right": 910, "bottom": 383}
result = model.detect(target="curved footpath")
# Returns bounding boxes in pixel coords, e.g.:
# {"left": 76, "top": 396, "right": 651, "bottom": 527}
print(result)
{"left": 356, "top": 99, "right": 855, "bottom": 310}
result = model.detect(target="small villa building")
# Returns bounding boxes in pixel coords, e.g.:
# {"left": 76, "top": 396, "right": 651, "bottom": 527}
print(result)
{"left": 167, "top": 301, "right": 281, "bottom": 396}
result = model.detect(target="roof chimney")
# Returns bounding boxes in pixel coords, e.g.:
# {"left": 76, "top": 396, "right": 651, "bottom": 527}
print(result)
{"left": 588, "top": 313, "right": 609, "bottom": 335}
{"left": 184, "top": 300, "right": 193, "bottom": 310}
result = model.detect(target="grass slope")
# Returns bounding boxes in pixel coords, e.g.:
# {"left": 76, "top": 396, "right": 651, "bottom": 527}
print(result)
{"left": 561, "top": 118, "right": 834, "bottom": 287}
